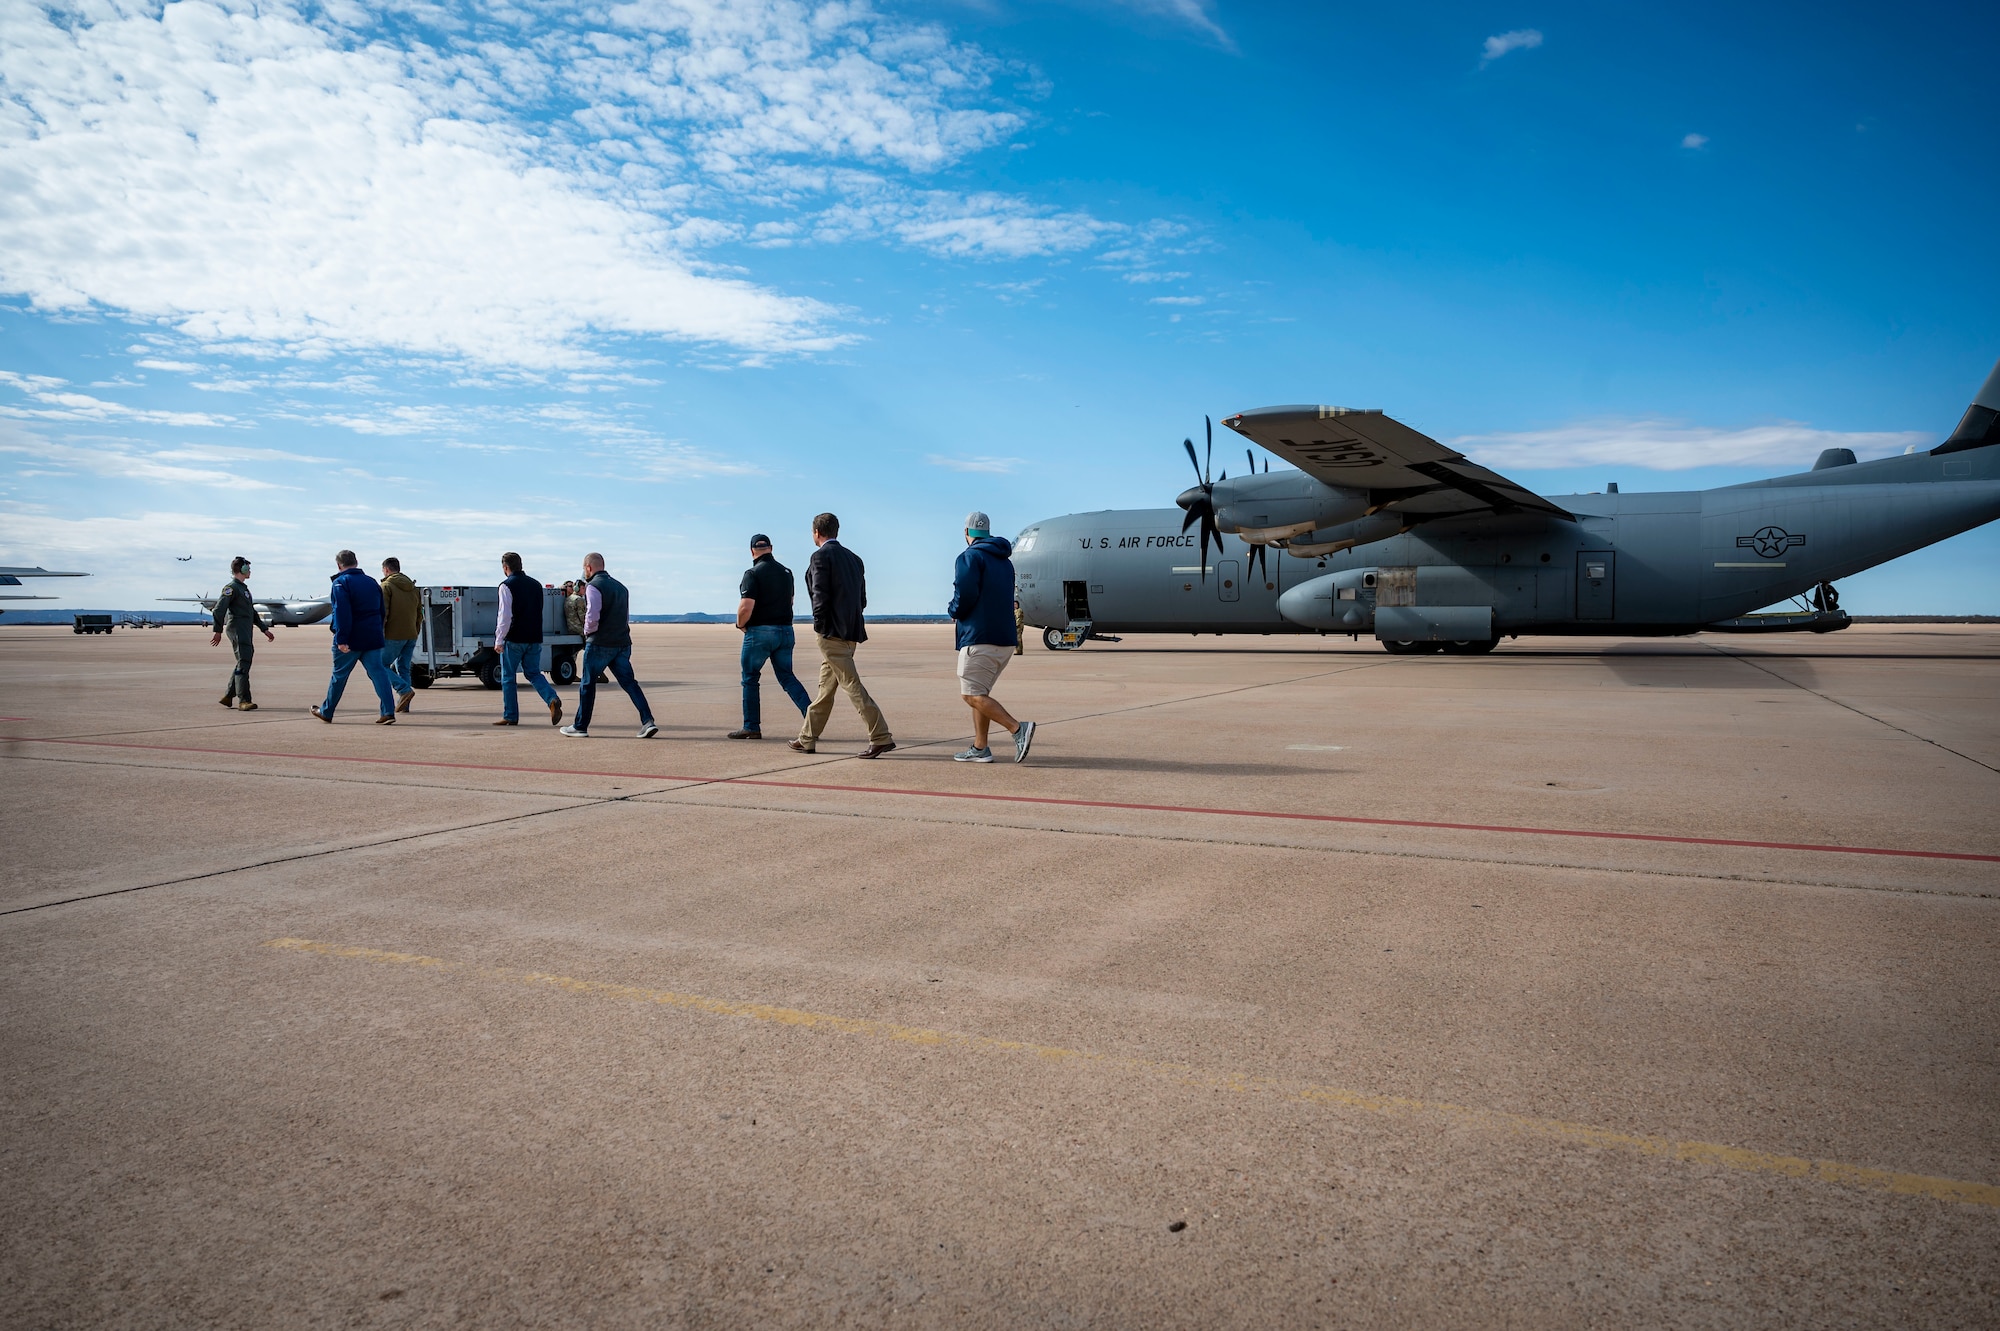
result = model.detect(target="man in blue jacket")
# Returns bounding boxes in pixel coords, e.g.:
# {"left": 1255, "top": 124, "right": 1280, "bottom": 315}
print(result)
{"left": 311, "top": 550, "right": 398, "bottom": 724}
{"left": 947, "top": 511, "right": 1034, "bottom": 763}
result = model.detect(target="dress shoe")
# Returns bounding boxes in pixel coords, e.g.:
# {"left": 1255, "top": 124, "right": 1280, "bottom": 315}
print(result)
{"left": 856, "top": 741, "right": 896, "bottom": 759}
{"left": 548, "top": 698, "right": 563, "bottom": 726}
{"left": 492, "top": 718, "right": 518, "bottom": 726}
{"left": 787, "top": 739, "right": 815, "bottom": 753}
{"left": 727, "top": 729, "right": 762, "bottom": 740}
{"left": 375, "top": 714, "right": 395, "bottom": 725}
{"left": 396, "top": 691, "right": 414, "bottom": 714}
{"left": 219, "top": 694, "right": 235, "bottom": 707}
{"left": 310, "top": 704, "right": 331, "bottom": 723}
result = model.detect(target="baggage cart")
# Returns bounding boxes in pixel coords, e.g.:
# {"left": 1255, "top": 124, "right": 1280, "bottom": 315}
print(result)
{"left": 410, "top": 584, "right": 583, "bottom": 689}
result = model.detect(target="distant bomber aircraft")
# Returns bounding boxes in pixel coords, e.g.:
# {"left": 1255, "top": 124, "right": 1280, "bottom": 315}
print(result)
{"left": 159, "top": 592, "right": 333, "bottom": 628}
{"left": 1016, "top": 357, "right": 2000, "bottom": 653}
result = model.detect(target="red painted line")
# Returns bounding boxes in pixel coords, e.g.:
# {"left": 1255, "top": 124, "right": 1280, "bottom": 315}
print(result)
{"left": 21, "top": 736, "right": 2000, "bottom": 864}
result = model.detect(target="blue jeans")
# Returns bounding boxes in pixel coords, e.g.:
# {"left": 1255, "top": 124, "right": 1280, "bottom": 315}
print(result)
{"left": 381, "top": 637, "right": 416, "bottom": 695}
{"left": 575, "top": 644, "right": 652, "bottom": 732}
{"left": 322, "top": 644, "right": 396, "bottom": 719}
{"left": 501, "top": 642, "right": 559, "bottom": 723}
{"left": 740, "top": 624, "right": 810, "bottom": 732}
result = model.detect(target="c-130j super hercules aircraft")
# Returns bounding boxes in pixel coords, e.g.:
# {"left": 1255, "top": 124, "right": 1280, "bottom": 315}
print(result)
{"left": 1014, "top": 356, "right": 2000, "bottom": 653}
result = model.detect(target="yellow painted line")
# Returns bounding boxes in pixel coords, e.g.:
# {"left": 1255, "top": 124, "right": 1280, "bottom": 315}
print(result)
{"left": 266, "top": 937, "right": 2000, "bottom": 1211}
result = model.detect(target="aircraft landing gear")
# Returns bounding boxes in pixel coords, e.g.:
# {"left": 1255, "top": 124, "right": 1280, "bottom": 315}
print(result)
{"left": 1440, "top": 637, "right": 1499, "bottom": 655}
{"left": 1380, "top": 639, "right": 1443, "bottom": 655}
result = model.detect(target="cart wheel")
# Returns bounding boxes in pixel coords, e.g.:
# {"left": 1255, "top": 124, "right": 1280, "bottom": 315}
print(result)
{"left": 477, "top": 659, "right": 502, "bottom": 690}
{"left": 411, "top": 665, "right": 433, "bottom": 689}
{"left": 551, "top": 653, "right": 578, "bottom": 686}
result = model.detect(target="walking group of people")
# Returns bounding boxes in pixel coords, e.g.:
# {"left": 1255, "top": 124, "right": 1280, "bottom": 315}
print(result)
{"left": 208, "top": 511, "right": 1036, "bottom": 762}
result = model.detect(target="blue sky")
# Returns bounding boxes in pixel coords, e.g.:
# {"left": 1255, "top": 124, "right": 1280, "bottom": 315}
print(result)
{"left": 3, "top": 0, "right": 1996, "bottom": 613}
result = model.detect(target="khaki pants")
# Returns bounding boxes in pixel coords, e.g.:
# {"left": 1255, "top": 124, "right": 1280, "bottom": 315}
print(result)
{"left": 799, "top": 636, "right": 892, "bottom": 747}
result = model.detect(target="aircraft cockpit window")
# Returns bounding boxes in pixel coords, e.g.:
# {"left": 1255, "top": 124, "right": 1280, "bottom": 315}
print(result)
{"left": 1016, "top": 529, "right": 1039, "bottom": 553}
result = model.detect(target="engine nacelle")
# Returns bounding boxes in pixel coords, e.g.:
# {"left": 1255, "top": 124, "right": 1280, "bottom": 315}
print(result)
{"left": 1284, "top": 512, "right": 1408, "bottom": 557}
{"left": 1210, "top": 471, "right": 1368, "bottom": 543}
{"left": 1275, "top": 567, "right": 1380, "bottom": 630}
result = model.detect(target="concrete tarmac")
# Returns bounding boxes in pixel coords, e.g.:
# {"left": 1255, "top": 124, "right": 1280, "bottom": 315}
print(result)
{"left": 2, "top": 623, "right": 1996, "bottom": 1328}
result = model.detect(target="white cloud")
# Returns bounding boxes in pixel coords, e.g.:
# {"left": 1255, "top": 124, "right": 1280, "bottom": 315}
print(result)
{"left": 0, "top": 371, "right": 233, "bottom": 428}
{"left": 1121, "top": 270, "right": 1191, "bottom": 284}
{"left": 927, "top": 453, "right": 1024, "bottom": 474}
{"left": 1148, "top": 295, "right": 1204, "bottom": 306}
{"left": 135, "top": 359, "right": 206, "bottom": 373}
{"left": 1456, "top": 420, "right": 1931, "bottom": 471}
{"left": 0, "top": 423, "right": 289, "bottom": 490}
{"left": 1682, "top": 132, "right": 1709, "bottom": 149}
{"left": 1480, "top": 29, "right": 1544, "bottom": 65}
{"left": 1105, "top": 1, "right": 1232, "bottom": 47}
{"left": 0, "top": 1, "right": 1123, "bottom": 370}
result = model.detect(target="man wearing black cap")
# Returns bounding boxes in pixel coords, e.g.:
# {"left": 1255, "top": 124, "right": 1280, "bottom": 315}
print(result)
{"left": 731, "top": 534, "right": 811, "bottom": 739}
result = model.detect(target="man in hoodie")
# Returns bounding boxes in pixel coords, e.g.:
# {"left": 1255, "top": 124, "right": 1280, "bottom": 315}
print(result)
{"left": 493, "top": 552, "right": 562, "bottom": 727}
{"left": 311, "top": 550, "right": 398, "bottom": 725}
{"left": 948, "top": 512, "right": 1034, "bottom": 763}
{"left": 379, "top": 556, "right": 421, "bottom": 713}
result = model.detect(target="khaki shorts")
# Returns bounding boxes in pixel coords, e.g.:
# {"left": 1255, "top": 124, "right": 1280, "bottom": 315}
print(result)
{"left": 956, "top": 644, "right": 1013, "bottom": 697}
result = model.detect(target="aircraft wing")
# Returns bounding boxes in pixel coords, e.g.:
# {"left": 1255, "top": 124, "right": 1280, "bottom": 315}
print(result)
{"left": 1222, "top": 406, "right": 1572, "bottom": 520}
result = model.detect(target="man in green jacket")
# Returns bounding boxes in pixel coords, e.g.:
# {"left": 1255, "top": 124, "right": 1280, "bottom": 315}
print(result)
{"left": 210, "top": 555, "right": 274, "bottom": 710}
{"left": 379, "top": 557, "right": 421, "bottom": 713}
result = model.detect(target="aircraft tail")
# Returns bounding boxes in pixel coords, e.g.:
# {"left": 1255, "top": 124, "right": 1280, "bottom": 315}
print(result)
{"left": 1937, "top": 356, "right": 2000, "bottom": 454}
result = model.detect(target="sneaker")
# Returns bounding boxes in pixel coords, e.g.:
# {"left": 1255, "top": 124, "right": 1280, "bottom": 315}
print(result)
{"left": 953, "top": 746, "right": 995, "bottom": 762}
{"left": 637, "top": 722, "right": 658, "bottom": 739}
{"left": 559, "top": 724, "right": 589, "bottom": 738}
{"left": 1013, "top": 720, "right": 1036, "bottom": 763}
{"left": 727, "top": 729, "right": 761, "bottom": 740}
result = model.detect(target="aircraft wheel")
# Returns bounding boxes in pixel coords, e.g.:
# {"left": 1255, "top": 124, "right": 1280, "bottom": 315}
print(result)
{"left": 1441, "top": 637, "right": 1499, "bottom": 655}
{"left": 551, "top": 652, "right": 578, "bottom": 686}
{"left": 1042, "top": 626, "right": 1074, "bottom": 651}
{"left": 411, "top": 665, "right": 434, "bottom": 689}
{"left": 1381, "top": 639, "right": 1434, "bottom": 655}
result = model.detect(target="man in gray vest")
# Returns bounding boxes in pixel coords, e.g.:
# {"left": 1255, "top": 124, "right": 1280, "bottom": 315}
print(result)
{"left": 493, "top": 551, "right": 562, "bottom": 727}
{"left": 209, "top": 555, "right": 274, "bottom": 710}
{"left": 560, "top": 552, "right": 658, "bottom": 739}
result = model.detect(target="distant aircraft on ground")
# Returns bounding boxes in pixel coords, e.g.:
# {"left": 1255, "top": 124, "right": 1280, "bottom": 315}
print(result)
{"left": 1016, "top": 357, "right": 2000, "bottom": 652}
{"left": 159, "top": 593, "right": 334, "bottom": 628}
{"left": 0, "top": 565, "right": 89, "bottom": 618}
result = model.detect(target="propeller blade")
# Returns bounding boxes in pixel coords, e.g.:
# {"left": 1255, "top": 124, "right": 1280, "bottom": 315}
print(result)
{"left": 1183, "top": 438, "right": 1203, "bottom": 487}
{"left": 1182, "top": 505, "right": 1201, "bottom": 533}
{"left": 1204, "top": 416, "right": 1214, "bottom": 484}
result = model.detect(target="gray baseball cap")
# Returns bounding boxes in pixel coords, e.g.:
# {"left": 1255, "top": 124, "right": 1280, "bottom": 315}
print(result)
{"left": 965, "top": 510, "right": 991, "bottom": 534}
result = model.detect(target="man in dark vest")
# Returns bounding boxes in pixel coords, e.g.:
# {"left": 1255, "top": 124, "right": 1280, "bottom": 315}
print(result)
{"left": 209, "top": 554, "right": 274, "bottom": 710}
{"left": 493, "top": 551, "right": 562, "bottom": 727}
{"left": 560, "top": 551, "right": 657, "bottom": 739}
{"left": 729, "top": 533, "right": 811, "bottom": 739}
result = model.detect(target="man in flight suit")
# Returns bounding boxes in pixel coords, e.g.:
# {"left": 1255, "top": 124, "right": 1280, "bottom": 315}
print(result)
{"left": 210, "top": 555, "right": 274, "bottom": 710}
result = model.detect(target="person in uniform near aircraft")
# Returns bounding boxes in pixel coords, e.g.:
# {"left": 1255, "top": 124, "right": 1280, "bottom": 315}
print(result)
{"left": 210, "top": 555, "right": 274, "bottom": 711}
{"left": 311, "top": 550, "right": 398, "bottom": 724}
{"left": 562, "top": 580, "right": 587, "bottom": 637}
{"left": 948, "top": 512, "right": 1034, "bottom": 763}
{"left": 730, "top": 534, "right": 811, "bottom": 740}
{"left": 560, "top": 553, "right": 658, "bottom": 739}
{"left": 379, "top": 556, "right": 420, "bottom": 713}
{"left": 1013, "top": 596, "right": 1025, "bottom": 656}
{"left": 791, "top": 513, "right": 894, "bottom": 757}
{"left": 493, "top": 552, "right": 562, "bottom": 727}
